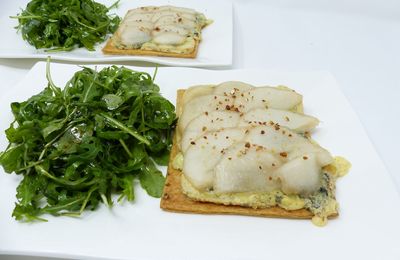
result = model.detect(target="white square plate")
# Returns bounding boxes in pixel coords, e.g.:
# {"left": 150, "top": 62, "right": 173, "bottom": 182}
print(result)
{"left": 1, "top": 62, "right": 400, "bottom": 260}
{"left": 0, "top": 0, "right": 232, "bottom": 67}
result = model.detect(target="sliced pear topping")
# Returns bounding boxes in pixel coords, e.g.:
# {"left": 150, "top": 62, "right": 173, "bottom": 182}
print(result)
{"left": 233, "top": 87, "right": 303, "bottom": 112}
{"left": 212, "top": 125, "right": 332, "bottom": 195}
{"left": 154, "top": 15, "right": 196, "bottom": 29}
{"left": 178, "top": 95, "right": 233, "bottom": 133}
{"left": 181, "top": 107, "right": 318, "bottom": 152}
{"left": 181, "top": 85, "right": 214, "bottom": 108}
{"left": 158, "top": 5, "right": 198, "bottom": 14}
{"left": 244, "top": 125, "right": 332, "bottom": 166}
{"left": 183, "top": 128, "right": 247, "bottom": 191}
{"left": 214, "top": 143, "right": 281, "bottom": 193}
{"left": 180, "top": 84, "right": 336, "bottom": 198}
{"left": 115, "top": 5, "right": 208, "bottom": 50}
{"left": 153, "top": 32, "right": 186, "bottom": 45}
{"left": 151, "top": 11, "right": 196, "bottom": 23}
{"left": 152, "top": 25, "right": 189, "bottom": 37}
{"left": 275, "top": 154, "right": 321, "bottom": 195}
{"left": 183, "top": 124, "right": 333, "bottom": 195}
{"left": 238, "top": 108, "right": 319, "bottom": 133}
{"left": 213, "top": 81, "right": 253, "bottom": 96}
{"left": 119, "top": 25, "right": 152, "bottom": 47}
{"left": 181, "top": 110, "right": 240, "bottom": 153}
{"left": 125, "top": 11, "right": 153, "bottom": 21}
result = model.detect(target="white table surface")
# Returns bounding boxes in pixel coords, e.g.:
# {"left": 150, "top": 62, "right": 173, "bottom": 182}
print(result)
{"left": 1, "top": 0, "right": 400, "bottom": 259}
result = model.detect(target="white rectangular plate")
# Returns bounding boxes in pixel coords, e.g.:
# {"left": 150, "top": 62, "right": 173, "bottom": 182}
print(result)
{"left": 1, "top": 62, "right": 400, "bottom": 260}
{"left": 0, "top": 0, "right": 232, "bottom": 67}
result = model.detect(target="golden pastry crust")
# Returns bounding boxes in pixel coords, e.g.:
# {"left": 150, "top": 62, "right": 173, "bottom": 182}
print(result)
{"left": 102, "top": 38, "right": 199, "bottom": 58}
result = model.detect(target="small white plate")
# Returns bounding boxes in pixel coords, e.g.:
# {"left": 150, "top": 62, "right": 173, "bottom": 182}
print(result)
{"left": 0, "top": 0, "right": 232, "bottom": 67}
{"left": 1, "top": 62, "right": 400, "bottom": 260}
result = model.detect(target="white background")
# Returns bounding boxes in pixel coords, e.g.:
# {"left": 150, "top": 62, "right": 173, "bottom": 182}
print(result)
{"left": 1, "top": 0, "right": 400, "bottom": 259}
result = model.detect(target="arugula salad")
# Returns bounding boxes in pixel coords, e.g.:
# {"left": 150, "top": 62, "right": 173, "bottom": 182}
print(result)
{"left": 11, "top": 0, "right": 121, "bottom": 52}
{"left": 0, "top": 61, "right": 176, "bottom": 221}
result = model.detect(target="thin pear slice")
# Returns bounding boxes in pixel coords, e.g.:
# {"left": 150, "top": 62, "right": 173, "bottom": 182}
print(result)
{"left": 244, "top": 124, "right": 332, "bottom": 166}
{"left": 158, "top": 5, "right": 198, "bottom": 14}
{"left": 275, "top": 154, "right": 321, "bottom": 195}
{"left": 181, "top": 85, "right": 214, "bottom": 109}
{"left": 181, "top": 110, "right": 241, "bottom": 153}
{"left": 212, "top": 125, "right": 332, "bottom": 195}
{"left": 178, "top": 95, "right": 233, "bottom": 133}
{"left": 181, "top": 81, "right": 253, "bottom": 108}
{"left": 214, "top": 143, "right": 324, "bottom": 195}
{"left": 183, "top": 128, "right": 248, "bottom": 191}
{"left": 151, "top": 10, "right": 196, "bottom": 23}
{"left": 213, "top": 81, "right": 253, "bottom": 96}
{"left": 238, "top": 108, "right": 319, "bottom": 133}
{"left": 233, "top": 87, "right": 303, "bottom": 112}
{"left": 214, "top": 142, "right": 281, "bottom": 193}
{"left": 244, "top": 125, "right": 332, "bottom": 194}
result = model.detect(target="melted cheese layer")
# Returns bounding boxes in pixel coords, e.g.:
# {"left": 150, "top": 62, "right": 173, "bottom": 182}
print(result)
{"left": 180, "top": 157, "right": 351, "bottom": 226}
